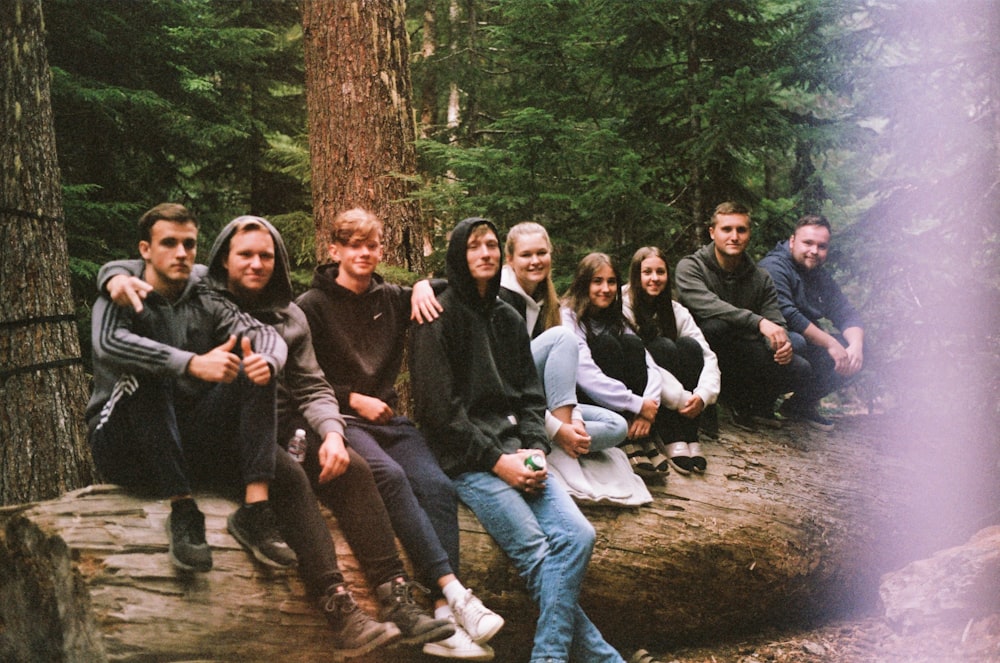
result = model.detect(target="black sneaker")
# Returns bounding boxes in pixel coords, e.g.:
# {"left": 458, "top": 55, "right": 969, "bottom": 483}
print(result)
{"left": 782, "top": 405, "right": 835, "bottom": 431}
{"left": 751, "top": 409, "right": 784, "bottom": 429}
{"left": 699, "top": 404, "right": 720, "bottom": 440}
{"left": 319, "top": 584, "right": 401, "bottom": 658}
{"left": 227, "top": 501, "right": 298, "bottom": 569}
{"left": 376, "top": 577, "right": 456, "bottom": 645}
{"left": 166, "top": 498, "right": 212, "bottom": 572}
{"left": 729, "top": 404, "right": 756, "bottom": 432}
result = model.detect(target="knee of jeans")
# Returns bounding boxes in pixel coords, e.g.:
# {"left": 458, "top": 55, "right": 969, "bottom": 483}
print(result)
{"left": 788, "top": 331, "right": 807, "bottom": 355}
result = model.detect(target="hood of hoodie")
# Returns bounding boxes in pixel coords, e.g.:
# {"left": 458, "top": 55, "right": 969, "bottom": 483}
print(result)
{"left": 446, "top": 217, "right": 502, "bottom": 308}
{"left": 206, "top": 215, "right": 293, "bottom": 313}
{"left": 309, "top": 261, "right": 389, "bottom": 297}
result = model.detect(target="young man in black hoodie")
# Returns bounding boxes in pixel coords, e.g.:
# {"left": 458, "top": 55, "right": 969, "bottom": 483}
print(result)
{"left": 100, "top": 215, "right": 459, "bottom": 658}
{"left": 410, "top": 217, "right": 627, "bottom": 663}
{"left": 297, "top": 208, "right": 503, "bottom": 660}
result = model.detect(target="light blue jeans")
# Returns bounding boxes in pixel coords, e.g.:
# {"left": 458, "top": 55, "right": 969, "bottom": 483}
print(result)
{"left": 531, "top": 326, "right": 628, "bottom": 452}
{"left": 454, "top": 471, "right": 625, "bottom": 663}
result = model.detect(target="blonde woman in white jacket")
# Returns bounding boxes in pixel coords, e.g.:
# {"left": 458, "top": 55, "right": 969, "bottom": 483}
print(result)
{"left": 622, "top": 247, "right": 720, "bottom": 474}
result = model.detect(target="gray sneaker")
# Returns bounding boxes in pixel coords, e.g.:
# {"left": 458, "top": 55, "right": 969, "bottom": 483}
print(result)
{"left": 166, "top": 498, "right": 212, "bottom": 572}
{"left": 227, "top": 501, "right": 297, "bottom": 569}
{"left": 376, "top": 577, "right": 456, "bottom": 645}
{"left": 319, "top": 584, "right": 401, "bottom": 658}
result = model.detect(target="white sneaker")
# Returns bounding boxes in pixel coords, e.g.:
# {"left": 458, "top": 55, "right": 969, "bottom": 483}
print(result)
{"left": 422, "top": 620, "right": 495, "bottom": 661}
{"left": 449, "top": 588, "right": 504, "bottom": 644}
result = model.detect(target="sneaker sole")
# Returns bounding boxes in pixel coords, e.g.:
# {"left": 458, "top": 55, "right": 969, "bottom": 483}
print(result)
{"left": 806, "top": 419, "right": 835, "bottom": 432}
{"left": 399, "top": 621, "right": 457, "bottom": 646}
{"left": 165, "top": 514, "right": 212, "bottom": 573}
{"left": 466, "top": 616, "right": 504, "bottom": 645}
{"left": 423, "top": 640, "right": 495, "bottom": 661}
{"left": 331, "top": 624, "right": 402, "bottom": 661}
{"left": 226, "top": 512, "right": 297, "bottom": 569}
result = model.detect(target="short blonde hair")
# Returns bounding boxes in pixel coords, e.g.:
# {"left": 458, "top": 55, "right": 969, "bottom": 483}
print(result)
{"left": 331, "top": 208, "right": 383, "bottom": 245}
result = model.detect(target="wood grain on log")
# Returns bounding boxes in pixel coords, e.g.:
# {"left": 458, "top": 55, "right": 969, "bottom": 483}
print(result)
{"left": 0, "top": 415, "right": 911, "bottom": 662}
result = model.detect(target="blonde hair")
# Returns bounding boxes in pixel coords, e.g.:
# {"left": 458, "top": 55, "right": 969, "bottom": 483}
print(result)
{"left": 330, "top": 208, "right": 383, "bottom": 244}
{"left": 505, "top": 222, "right": 561, "bottom": 331}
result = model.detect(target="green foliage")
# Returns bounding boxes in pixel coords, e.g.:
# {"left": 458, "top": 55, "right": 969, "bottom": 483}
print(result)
{"left": 410, "top": 0, "right": 869, "bottom": 280}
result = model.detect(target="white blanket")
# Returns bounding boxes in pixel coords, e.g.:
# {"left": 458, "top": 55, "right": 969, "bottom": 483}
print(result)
{"left": 546, "top": 446, "right": 652, "bottom": 507}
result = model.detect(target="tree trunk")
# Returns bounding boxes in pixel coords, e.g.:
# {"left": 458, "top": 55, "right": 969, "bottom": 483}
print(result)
{"left": 0, "top": 0, "right": 96, "bottom": 506}
{"left": 301, "top": 0, "right": 426, "bottom": 273}
{"left": 0, "top": 417, "right": 924, "bottom": 661}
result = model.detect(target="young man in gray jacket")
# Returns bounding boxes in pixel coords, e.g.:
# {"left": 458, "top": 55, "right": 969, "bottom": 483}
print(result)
{"left": 675, "top": 201, "right": 810, "bottom": 430}
{"left": 87, "top": 203, "right": 295, "bottom": 577}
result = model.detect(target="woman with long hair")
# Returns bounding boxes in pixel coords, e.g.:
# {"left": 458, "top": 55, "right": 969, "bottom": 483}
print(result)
{"left": 622, "top": 247, "right": 720, "bottom": 473}
{"left": 500, "top": 223, "right": 628, "bottom": 458}
{"left": 560, "top": 252, "right": 669, "bottom": 475}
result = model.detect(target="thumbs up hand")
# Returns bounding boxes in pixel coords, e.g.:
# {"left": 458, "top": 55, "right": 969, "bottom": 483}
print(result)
{"left": 187, "top": 335, "right": 241, "bottom": 383}
{"left": 240, "top": 336, "right": 273, "bottom": 386}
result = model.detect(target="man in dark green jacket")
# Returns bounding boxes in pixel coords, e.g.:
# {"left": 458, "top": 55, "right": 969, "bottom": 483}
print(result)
{"left": 675, "top": 202, "right": 810, "bottom": 430}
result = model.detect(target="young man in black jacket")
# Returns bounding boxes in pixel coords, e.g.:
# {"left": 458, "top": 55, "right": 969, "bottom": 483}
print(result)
{"left": 410, "top": 217, "right": 626, "bottom": 663}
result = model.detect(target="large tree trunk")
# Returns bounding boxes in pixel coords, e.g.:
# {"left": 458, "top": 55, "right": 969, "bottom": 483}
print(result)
{"left": 0, "top": 0, "right": 96, "bottom": 506}
{"left": 0, "top": 416, "right": 927, "bottom": 662}
{"left": 301, "top": 0, "right": 426, "bottom": 273}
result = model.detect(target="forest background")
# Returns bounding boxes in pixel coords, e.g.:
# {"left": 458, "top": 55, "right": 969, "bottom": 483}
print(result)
{"left": 4, "top": 0, "right": 999, "bottom": 560}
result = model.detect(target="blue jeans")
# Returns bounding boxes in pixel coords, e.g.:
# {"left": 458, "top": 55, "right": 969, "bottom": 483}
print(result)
{"left": 532, "top": 326, "right": 628, "bottom": 452}
{"left": 786, "top": 331, "right": 853, "bottom": 409}
{"left": 454, "top": 471, "right": 624, "bottom": 663}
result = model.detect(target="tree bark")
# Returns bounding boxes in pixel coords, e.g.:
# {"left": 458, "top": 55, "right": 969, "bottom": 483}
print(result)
{"left": 301, "top": 0, "right": 426, "bottom": 272}
{"left": 0, "top": 0, "right": 96, "bottom": 506}
{"left": 0, "top": 417, "right": 919, "bottom": 661}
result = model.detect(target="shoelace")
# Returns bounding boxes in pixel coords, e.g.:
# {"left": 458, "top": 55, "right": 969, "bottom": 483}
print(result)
{"left": 391, "top": 579, "right": 432, "bottom": 604}
{"left": 456, "top": 590, "right": 490, "bottom": 626}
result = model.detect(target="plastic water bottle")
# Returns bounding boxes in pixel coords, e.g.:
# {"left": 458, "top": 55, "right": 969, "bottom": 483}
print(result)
{"left": 288, "top": 428, "right": 307, "bottom": 463}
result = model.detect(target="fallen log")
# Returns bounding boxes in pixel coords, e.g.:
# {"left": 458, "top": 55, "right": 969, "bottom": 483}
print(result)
{"left": 0, "top": 415, "right": 917, "bottom": 662}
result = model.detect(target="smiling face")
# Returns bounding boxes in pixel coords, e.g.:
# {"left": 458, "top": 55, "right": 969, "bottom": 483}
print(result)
{"left": 467, "top": 225, "right": 501, "bottom": 294}
{"left": 639, "top": 255, "right": 668, "bottom": 298}
{"left": 507, "top": 231, "right": 551, "bottom": 295}
{"left": 330, "top": 231, "right": 383, "bottom": 282}
{"left": 709, "top": 212, "right": 751, "bottom": 266}
{"left": 588, "top": 263, "right": 618, "bottom": 310}
{"left": 139, "top": 219, "right": 197, "bottom": 295}
{"left": 788, "top": 223, "right": 831, "bottom": 271}
{"left": 224, "top": 228, "right": 275, "bottom": 298}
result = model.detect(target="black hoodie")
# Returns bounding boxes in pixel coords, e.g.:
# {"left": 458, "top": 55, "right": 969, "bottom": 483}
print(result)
{"left": 409, "top": 218, "right": 549, "bottom": 478}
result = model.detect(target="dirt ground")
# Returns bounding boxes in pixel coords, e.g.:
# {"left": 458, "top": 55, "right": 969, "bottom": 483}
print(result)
{"left": 634, "top": 395, "right": 1000, "bottom": 663}
{"left": 637, "top": 613, "right": 1000, "bottom": 663}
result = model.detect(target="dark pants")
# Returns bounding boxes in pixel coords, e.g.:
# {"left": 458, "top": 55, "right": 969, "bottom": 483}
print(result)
{"left": 343, "top": 416, "right": 457, "bottom": 595}
{"left": 583, "top": 332, "right": 649, "bottom": 410}
{"left": 279, "top": 413, "right": 406, "bottom": 591}
{"left": 785, "top": 331, "right": 851, "bottom": 410}
{"left": 89, "top": 373, "right": 277, "bottom": 499}
{"left": 647, "top": 335, "right": 704, "bottom": 443}
{"left": 698, "top": 318, "right": 810, "bottom": 415}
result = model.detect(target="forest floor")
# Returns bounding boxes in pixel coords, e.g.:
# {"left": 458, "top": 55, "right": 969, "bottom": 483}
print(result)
{"left": 632, "top": 393, "right": 1000, "bottom": 663}
{"left": 638, "top": 614, "right": 1000, "bottom": 663}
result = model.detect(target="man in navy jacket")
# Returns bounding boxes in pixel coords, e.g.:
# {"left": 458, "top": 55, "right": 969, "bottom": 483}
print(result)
{"left": 760, "top": 214, "right": 865, "bottom": 430}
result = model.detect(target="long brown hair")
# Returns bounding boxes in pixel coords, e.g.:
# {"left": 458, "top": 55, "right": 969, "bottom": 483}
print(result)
{"left": 627, "top": 246, "right": 678, "bottom": 342}
{"left": 505, "top": 222, "right": 562, "bottom": 331}
{"left": 562, "top": 252, "right": 629, "bottom": 341}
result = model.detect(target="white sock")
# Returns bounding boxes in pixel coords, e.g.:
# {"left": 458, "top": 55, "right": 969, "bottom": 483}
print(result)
{"left": 434, "top": 604, "right": 454, "bottom": 621}
{"left": 442, "top": 579, "right": 466, "bottom": 606}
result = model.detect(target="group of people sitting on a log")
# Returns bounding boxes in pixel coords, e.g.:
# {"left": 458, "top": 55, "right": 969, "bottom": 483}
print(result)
{"left": 85, "top": 200, "right": 864, "bottom": 663}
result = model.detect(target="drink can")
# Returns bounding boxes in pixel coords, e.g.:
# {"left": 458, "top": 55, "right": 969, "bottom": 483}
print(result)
{"left": 524, "top": 452, "right": 546, "bottom": 471}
